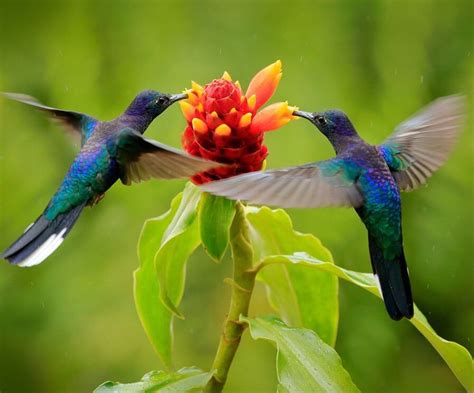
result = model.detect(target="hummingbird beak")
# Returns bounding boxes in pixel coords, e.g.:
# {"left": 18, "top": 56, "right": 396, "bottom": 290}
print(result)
{"left": 169, "top": 93, "right": 188, "bottom": 104}
{"left": 293, "top": 110, "right": 314, "bottom": 122}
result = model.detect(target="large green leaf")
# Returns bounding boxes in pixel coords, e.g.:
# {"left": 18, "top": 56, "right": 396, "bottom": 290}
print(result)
{"left": 199, "top": 193, "right": 236, "bottom": 262}
{"left": 241, "top": 316, "right": 359, "bottom": 393}
{"left": 154, "top": 183, "right": 202, "bottom": 317}
{"left": 258, "top": 253, "right": 474, "bottom": 391}
{"left": 94, "top": 367, "right": 212, "bottom": 393}
{"left": 134, "top": 183, "right": 202, "bottom": 368}
{"left": 244, "top": 206, "right": 339, "bottom": 346}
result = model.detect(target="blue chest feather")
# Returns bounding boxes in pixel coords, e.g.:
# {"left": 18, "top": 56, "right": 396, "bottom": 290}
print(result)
{"left": 45, "top": 145, "right": 120, "bottom": 219}
{"left": 343, "top": 145, "right": 403, "bottom": 257}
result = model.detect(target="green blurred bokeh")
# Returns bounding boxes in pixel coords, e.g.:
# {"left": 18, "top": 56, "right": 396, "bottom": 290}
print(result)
{"left": 0, "top": 1, "right": 472, "bottom": 392}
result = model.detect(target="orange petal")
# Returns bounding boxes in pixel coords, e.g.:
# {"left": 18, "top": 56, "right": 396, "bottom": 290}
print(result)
{"left": 249, "top": 102, "right": 295, "bottom": 134}
{"left": 245, "top": 60, "right": 282, "bottom": 110}
{"left": 192, "top": 118, "right": 208, "bottom": 134}
{"left": 215, "top": 123, "right": 232, "bottom": 136}
{"left": 179, "top": 101, "right": 195, "bottom": 122}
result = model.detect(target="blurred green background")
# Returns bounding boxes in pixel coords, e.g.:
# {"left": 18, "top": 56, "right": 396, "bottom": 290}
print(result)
{"left": 0, "top": 0, "right": 472, "bottom": 392}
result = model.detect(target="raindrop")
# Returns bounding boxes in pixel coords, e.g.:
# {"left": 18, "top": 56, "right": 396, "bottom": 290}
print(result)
{"left": 420, "top": 75, "right": 424, "bottom": 84}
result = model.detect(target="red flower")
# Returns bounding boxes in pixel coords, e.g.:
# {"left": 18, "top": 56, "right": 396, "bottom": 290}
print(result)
{"left": 180, "top": 61, "right": 296, "bottom": 184}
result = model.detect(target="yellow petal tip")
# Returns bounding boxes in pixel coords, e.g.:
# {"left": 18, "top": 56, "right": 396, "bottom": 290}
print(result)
{"left": 215, "top": 123, "right": 232, "bottom": 136}
{"left": 191, "top": 81, "right": 203, "bottom": 96}
{"left": 238, "top": 112, "right": 252, "bottom": 128}
{"left": 248, "top": 94, "right": 257, "bottom": 110}
{"left": 179, "top": 101, "right": 195, "bottom": 122}
{"left": 192, "top": 118, "right": 208, "bottom": 134}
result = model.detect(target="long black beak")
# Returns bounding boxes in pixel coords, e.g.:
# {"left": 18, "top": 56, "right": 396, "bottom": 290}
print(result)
{"left": 293, "top": 110, "right": 314, "bottom": 122}
{"left": 169, "top": 92, "right": 188, "bottom": 104}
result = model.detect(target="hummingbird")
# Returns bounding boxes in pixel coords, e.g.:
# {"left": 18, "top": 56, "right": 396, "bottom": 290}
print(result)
{"left": 201, "top": 96, "right": 464, "bottom": 320}
{"left": 1, "top": 91, "right": 222, "bottom": 267}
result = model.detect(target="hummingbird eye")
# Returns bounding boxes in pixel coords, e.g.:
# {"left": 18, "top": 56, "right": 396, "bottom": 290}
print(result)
{"left": 315, "top": 115, "right": 327, "bottom": 126}
{"left": 156, "top": 96, "right": 167, "bottom": 106}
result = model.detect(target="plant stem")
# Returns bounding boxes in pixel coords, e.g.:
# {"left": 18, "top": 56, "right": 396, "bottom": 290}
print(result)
{"left": 205, "top": 202, "right": 256, "bottom": 392}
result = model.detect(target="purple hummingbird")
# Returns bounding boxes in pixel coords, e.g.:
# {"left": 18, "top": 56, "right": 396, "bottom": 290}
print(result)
{"left": 1, "top": 91, "right": 222, "bottom": 267}
{"left": 201, "top": 96, "right": 464, "bottom": 320}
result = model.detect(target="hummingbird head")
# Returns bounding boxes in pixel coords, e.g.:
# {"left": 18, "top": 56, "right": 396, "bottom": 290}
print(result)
{"left": 293, "top": 109, "right": 359, "bottom": 152}
{"left": 125, "top": 90, "right": 188, "bottom": 118}
{"left": 294, "top": 109, "right": 357, "bottom": 136}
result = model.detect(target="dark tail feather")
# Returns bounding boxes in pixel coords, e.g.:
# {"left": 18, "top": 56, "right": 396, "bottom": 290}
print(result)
{"left": 368, "top": 235, "right": 414, "bottom": 320}
{"left": 1, "top": 203, "right": 86, "bottom": 267}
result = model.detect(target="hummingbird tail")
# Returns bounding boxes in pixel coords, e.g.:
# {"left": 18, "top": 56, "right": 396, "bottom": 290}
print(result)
{"left": 368, "top": 235, "right": 414, "bottom": 320}
{"left": 1, "top": 202, "right": 86, "bottom": 267}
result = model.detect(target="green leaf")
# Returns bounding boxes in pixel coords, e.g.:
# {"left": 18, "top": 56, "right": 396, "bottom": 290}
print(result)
{"left": 244, "top": 206, "right": 338, "bottom": 346}
{"left": 155, "top": 183, "right": 202, "bottom": 318}
{"left": 94, "top": 367, "right": 212, "bottom": 393}
{"left": 241, "top": 316, "right": 359, "bottom": 393}
{"left": 258, "top": 253, "right": 474, "bottom": 391}
{"left": 199, "top": 193, "right": 236, "bottom": 262}
{"left": 134, "top": 183, "right": 202, "bottom": 368}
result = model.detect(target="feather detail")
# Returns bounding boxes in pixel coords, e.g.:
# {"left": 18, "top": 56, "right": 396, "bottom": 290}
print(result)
{"left": 380, "top": 95, "right": 464, "bottom": 191}
{"left": 201, "top": 159, "right": 363, "bottom": 208}
{"left": 2, "top": 92, "right": 97, "bottom": 146}
{"left": 115, "top": 128, "right": 226, "bottom": 185}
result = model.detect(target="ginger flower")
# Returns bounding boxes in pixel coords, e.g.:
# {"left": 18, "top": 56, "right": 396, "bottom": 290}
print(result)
{"left": 180, "top": 60, "right": 296, "bottom": 184}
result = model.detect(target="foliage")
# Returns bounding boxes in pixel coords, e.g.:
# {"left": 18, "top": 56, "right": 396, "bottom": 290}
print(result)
{"left": 241, "top": 316, "right": 359, "bottom": 393}
{"left": 255, "top": 253, "right": 474, "bottom": 391}
{"left": 95, "top": 367, "right": 212, "bottom": 393}
{"left": 104, "top": 184, "right": 473, "bottom": 392}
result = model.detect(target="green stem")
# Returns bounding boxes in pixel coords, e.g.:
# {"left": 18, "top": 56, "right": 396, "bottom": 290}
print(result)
{"left": 205, "top": 202, "right": 256, "bottom": 393}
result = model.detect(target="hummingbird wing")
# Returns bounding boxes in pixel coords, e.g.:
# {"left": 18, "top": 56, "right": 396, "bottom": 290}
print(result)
{"left": 379, "top": 95, "right": 464, "bottom": 191}
{"left": 115, "top": 128, "right": 225, "bottom": 185}
{"left": 2, "top": 92, "right": 98, "bottom": 146}
{"left": 200, "top": 158, "right": 363, "bottom": 208}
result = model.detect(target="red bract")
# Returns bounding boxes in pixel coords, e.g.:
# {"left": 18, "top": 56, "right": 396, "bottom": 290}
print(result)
{"left": 180, "top": 61, "right": 296, "bottom": 184}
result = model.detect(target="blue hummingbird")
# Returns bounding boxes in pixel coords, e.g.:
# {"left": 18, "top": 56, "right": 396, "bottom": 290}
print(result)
{"left": 201, "top": 96, "right": 464, "bottom": 320}
{"left": 1, "top": 91, "right": 222, "bottom": 267}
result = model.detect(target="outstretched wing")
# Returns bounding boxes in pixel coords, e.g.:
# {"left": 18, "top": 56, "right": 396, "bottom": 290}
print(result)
{"left": 115, "top": 128, "right": 225, "bottom": 185}
{"left": 2, "top": 92, "right": 98, "bottom": 146}
{"left": 200, "top": 158, "right": 363, "bottom": 208}
{"left": 379, "top": 95, "right": 464, "bottom": 191}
